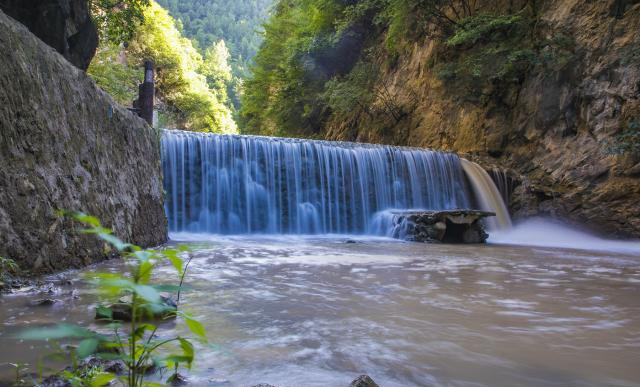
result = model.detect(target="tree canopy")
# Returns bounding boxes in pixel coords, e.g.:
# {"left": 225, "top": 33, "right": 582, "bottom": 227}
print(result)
{"left": 88, "top": 1, "right": 237, "bottom": 133}
{"left": 155, "top": 0, "right": 274, "bottom": 79}
{"left": 239, "top": 0, "right": 549, "bottom": 137}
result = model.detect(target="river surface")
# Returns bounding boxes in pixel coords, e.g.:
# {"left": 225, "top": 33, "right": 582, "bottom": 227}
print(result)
{"left": 1, "top": 234, "right": 640, "bottom": 387}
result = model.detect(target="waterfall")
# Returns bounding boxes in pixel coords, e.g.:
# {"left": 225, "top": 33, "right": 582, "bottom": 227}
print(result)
{"left": 460, "top": 159, "right": 512, "bottom": 230}
{"left": 161, "top": 130, "right": 475, "bottom": 235}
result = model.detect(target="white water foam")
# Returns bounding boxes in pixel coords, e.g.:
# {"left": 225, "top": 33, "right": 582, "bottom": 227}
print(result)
{"left": 489, "top": 218, "right": 640, "bottom": 255}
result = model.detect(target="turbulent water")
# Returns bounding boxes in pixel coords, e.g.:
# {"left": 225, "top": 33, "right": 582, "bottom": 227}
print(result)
{"left": 1, "top": 236, "right": 639, "bottom": 387}
{"left": 161, "top": 130, "right": 472, "bottom": 234}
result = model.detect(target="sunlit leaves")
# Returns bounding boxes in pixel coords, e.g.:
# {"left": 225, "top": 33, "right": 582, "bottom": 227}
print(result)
{"left": 179, "top": 312, "right": 207, "bottom": 340}
{"left": 90, "top": 0, "right": 151, "bottom": 45}
{"left": 89, "top": 372, "right": 116, "bottom": 387}
{"left": 24, "top": 212, "right": 206, "bottom": 387}
{"left": 77, "top": 338, "right": 101, "bottom": 358}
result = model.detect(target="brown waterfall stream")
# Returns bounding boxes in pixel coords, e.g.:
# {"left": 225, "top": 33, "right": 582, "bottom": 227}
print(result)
{"left": 460, "top": 159, "right": 512, "bottom": 230}
{"left": 1, "top": 235, "right": 639, "bottom": 387}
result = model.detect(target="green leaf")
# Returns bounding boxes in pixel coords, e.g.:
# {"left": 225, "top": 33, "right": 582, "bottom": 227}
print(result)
{"left": 77, "top": 338, "right": 99, "bottom": 358}
{"left": 133, "top": 323, "right": 156, "bottom": 341}
{"left": 134, "top": 285, "right": 161, "bottom": 303}
{"left": 164, "top": 250, "right": 184, "bottom": 275}
{"left": 97, "top": 233, "right": 133, "bottom": 252}
{"left": 180, "top": 313, "right": 206, "bottom": 339}
{"left": 96, "top": 305, "right": 113, "bottom": 321}
{"left": 72, "top": 212, "right": 102, "bottom": 227}
{"left": 90, "top": 372, "right": 116, "bottom": 387}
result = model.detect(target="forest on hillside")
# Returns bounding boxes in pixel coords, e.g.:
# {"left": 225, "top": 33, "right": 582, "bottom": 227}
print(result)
{"left": 88, "top": 1, "right": 238, "bottom": 133}
{"left": 155, "top": 0, "right": 273, "bottom": 79}
{"left": 86, "top": 0, "right": 273, "bottom": 133}
{"left": 239, "top": 0, "right": 566, "bottom": 137}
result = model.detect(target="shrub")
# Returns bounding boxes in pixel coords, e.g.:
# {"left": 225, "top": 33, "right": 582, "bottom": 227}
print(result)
{"left": 20, "top": 212, "right": 206, "bottom": 387}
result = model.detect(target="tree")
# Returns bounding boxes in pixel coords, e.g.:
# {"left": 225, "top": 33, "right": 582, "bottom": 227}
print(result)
{"left": 88, "top": 1, "right": 238, "bottom": 133}
{"left": 90, "top": 0, "right": 151, "bottom": 45}
{"left": 201, "top": 40, "right": 233, "bottom": 101}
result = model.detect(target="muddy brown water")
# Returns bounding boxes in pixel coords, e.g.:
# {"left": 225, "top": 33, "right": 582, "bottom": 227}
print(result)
{"left": 1, "top": 235, "right": 639, "bottom": 387}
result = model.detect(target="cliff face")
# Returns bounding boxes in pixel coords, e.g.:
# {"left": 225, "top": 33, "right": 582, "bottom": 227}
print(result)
{"left": 0, "top": 0, "right": 97, "bottom": 70}
{"left": 326, "top": 0, "right": 640, "bottom": 237}
{"left": 0, "top": 10, "right": 167, "bottom": 274}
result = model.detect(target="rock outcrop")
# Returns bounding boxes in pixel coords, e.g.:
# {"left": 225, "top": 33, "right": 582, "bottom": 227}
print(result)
{"left": 389, "top": 210, "right": 493, "bottom": 243}
{"left": 348, "top": 375, "right": 380, "bottom": 387}
{"left": 0, "top": 10, "right": 166, "bottom": 274}
{"left": 0, "top": 0, "right": 97, "bottom": 70}
{"left": 325, "top": 0, "right": 640, "bottom": 238}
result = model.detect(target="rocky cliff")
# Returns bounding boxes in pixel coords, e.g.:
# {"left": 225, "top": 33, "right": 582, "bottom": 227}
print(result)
{"left": 0, "top": 0, "right": 97, "bottom": 70}
{"left": 0, "top": 10, "right": 167, "bottom": 274}
{"left": 325, "top": 0, "right": 640, "bottom": 238}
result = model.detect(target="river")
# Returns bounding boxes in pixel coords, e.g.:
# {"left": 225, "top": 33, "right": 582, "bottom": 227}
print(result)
{"left": 1, "top": 231, "right": 639, "bottom": 387}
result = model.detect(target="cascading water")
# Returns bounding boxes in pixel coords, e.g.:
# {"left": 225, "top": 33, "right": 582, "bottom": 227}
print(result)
{"left": 460, "top": 159, "right": 512, "bottom": 230}
{"left": 161, "top": 130, "right": 475, "bottom": 235}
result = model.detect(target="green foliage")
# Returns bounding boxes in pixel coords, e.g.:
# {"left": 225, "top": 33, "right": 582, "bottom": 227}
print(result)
{"left": 445, "top": 14, "right": 524, "bottom": 47}
{"left": 239, "top": 0, "right": 379, "bottom": 136}
{"left": 241, "top": 0, "right": 547, "bottom": 135}
{"left": 88, "top": 45, "right": 142, "bottom": 105}
{"left": 90, "top": 0, "right": 151, "bottom": 45}
{"left": 432, "top": 11, "right": 539, "bottom": 101}
{"left": 155, "top": 0, "right": 273, "bottom": 79}
{"left": 323, "top": 62, "right": 377, "bottom": 118}
{"left": 603, "top": 119, "right": 640, "bottom": 155}
{"left": 0, "top": 256, "right": 19, "bottom": 285}
{"left": 88, "top": 1, "right": 237, "bottom": 133}
{"left": 20, "top": 212, "right": 207, "bottom": 387}
{"left": 60, "top": 364, "right": 111, "bottom": 387}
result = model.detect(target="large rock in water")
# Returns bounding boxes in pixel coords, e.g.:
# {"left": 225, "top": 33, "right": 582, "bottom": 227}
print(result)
{"left": 390, "top": 210, "right": 494, "bottom": 243}
{"left": 0, "top": 0, "right": 97, "bottom": 70}
{"left": 0, "top": 10, "right": 167, "bottom": 274}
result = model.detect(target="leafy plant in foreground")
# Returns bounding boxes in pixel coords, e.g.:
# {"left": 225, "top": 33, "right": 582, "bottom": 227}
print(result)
{"left": 20, "top": 212, "right": 206, "bottom": 387}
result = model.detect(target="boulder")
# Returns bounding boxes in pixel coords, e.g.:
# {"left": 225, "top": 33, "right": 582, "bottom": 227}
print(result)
{"left": 390, "top": 210, "right": 494, "bottom": 243}
{"left": 349, "top": 375, "right": 380, "bottom": 387}
{"left": 0, "top": 0, "right": 97, "bottom": 70}
{"left": 95, "top": 293, "right": 177, "bottom": 321}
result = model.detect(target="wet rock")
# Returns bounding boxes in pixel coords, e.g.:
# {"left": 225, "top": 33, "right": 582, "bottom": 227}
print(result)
{"left": 0, "top": 0, "right": 97, "bottom": 70}
{"left": 30, "top": 298, "right": 60, "bottom": 306}
{"left": 390, "top": 210, "right": 494, "bottom": 243}
{"left": 349, "top": 375, "right": 380, "bottom": 387}
{"left": 168, "top": 373, "right": 189, "bottom": 386}
{"left": 40, "top": 356, "right": 125, "bottom": 387}
{"left": 96, "top": 293, "right": 178, "bottom": 321}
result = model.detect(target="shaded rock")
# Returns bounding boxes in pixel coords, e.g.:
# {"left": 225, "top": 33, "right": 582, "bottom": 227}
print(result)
{"left": 40, "top": 356, "right": 125, "bottom": 387}
{"left": 0, "top": 9, "right": 167, "bottom": 275}
{"left": 349, "top": 375, "right": 380, "bottom": 387}
{"left": 390, "top": 210, "right": 494, "bottom": 243}
{"left": 96, "top": 294, "right": 177, "bottom": 321}
{"left": 0, "top": 0, "right": 97, "bottom": 70}
{"left": 30, "top": 298, "right": 60, "bottom": 306}
{"left": 168, "top": 373, "right": 188, "bottom": 386}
